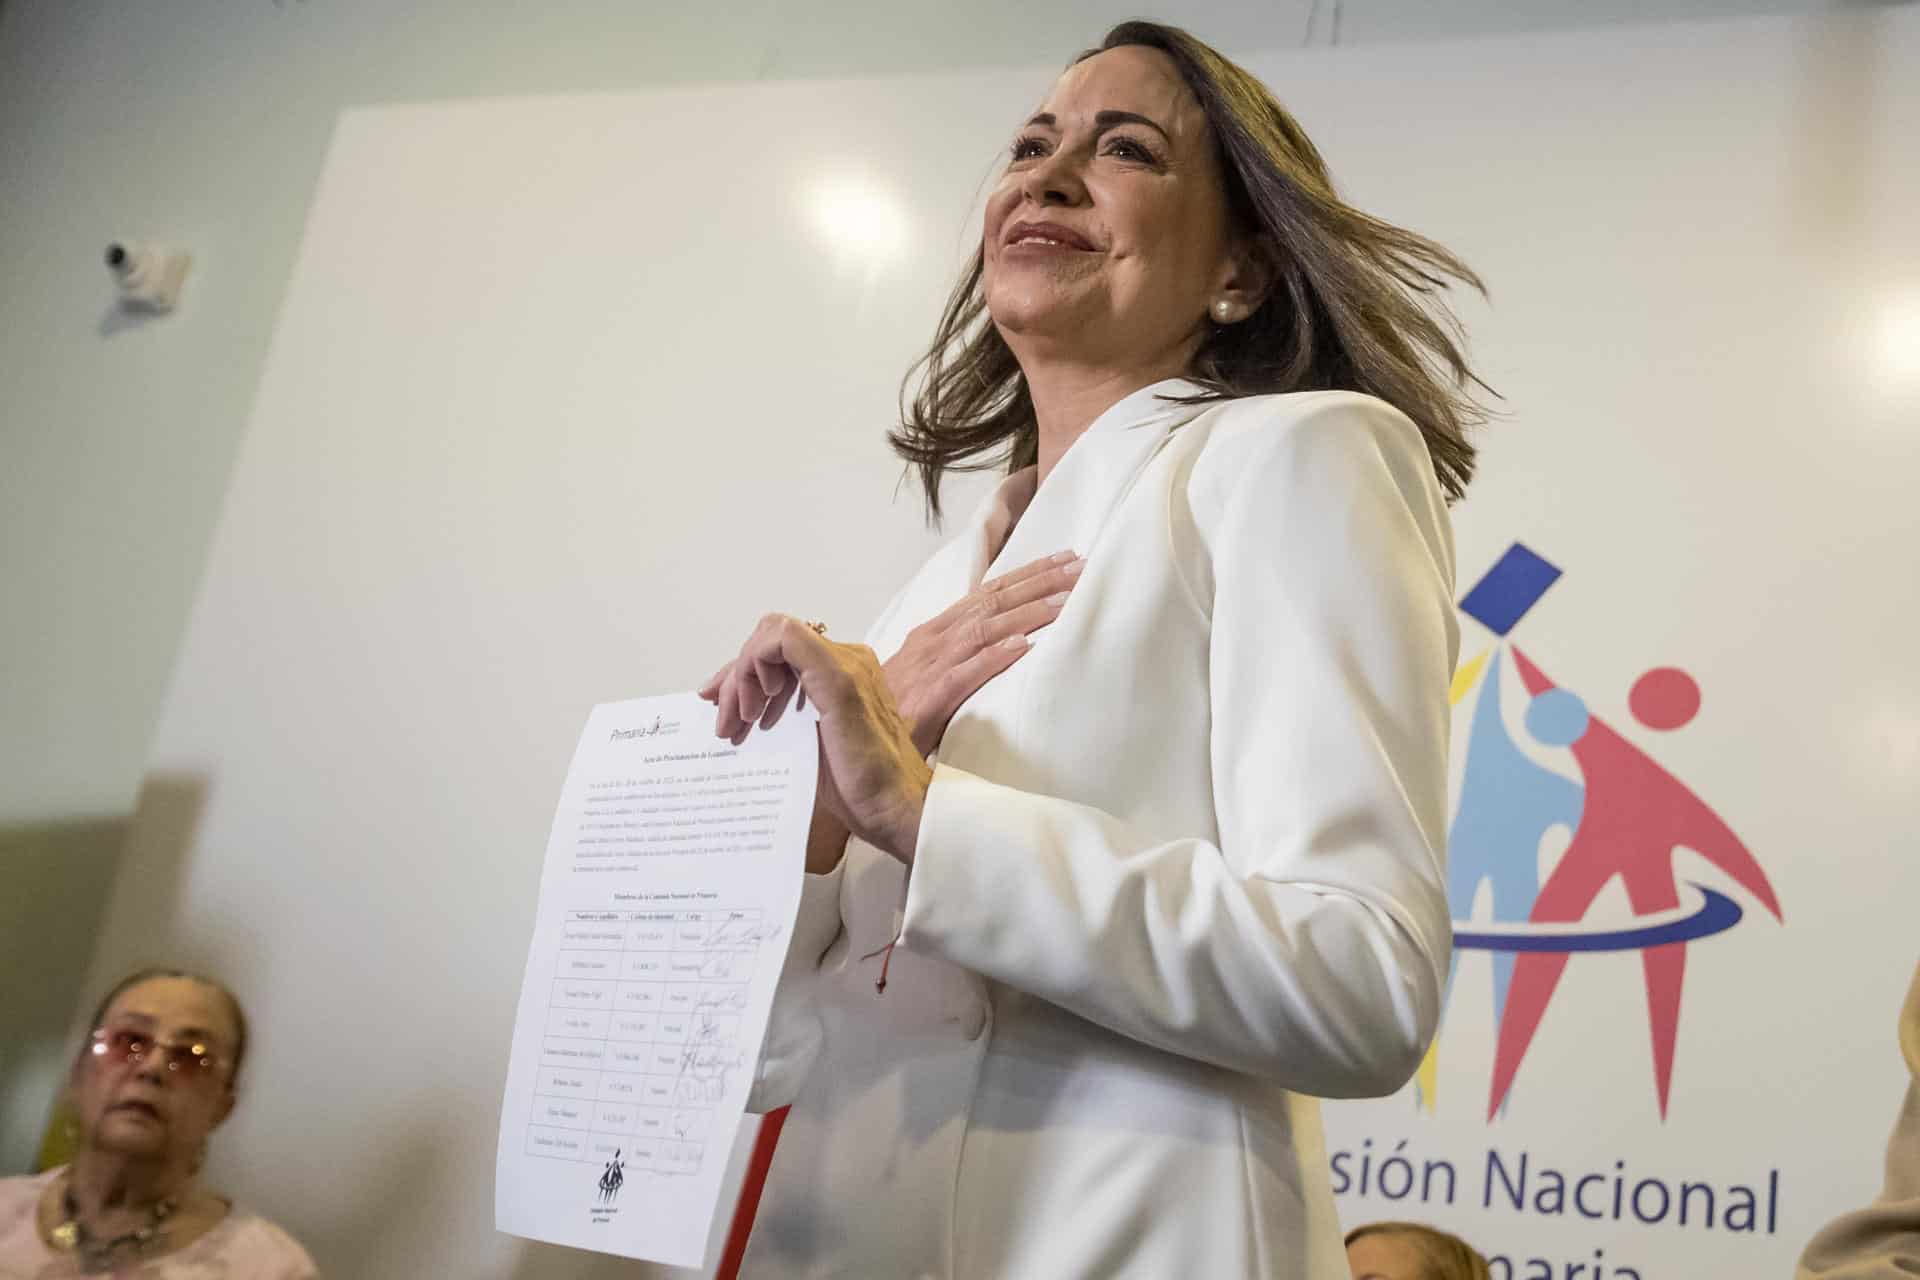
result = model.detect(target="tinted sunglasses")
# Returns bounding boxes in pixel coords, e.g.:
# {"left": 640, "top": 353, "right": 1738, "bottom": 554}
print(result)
{"left": 88, "top": 1027, "right": 228, "bottom": 1079}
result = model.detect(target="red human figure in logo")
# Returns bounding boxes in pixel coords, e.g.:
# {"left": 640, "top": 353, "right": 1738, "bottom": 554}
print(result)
{"left": 1487, "top": 648, "right": 1782, "bottom": 1120}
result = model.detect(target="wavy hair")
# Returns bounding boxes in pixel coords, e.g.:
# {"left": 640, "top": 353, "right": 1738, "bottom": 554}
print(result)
{"left": 891, "top": 20, "right": 1490, "bottom": 520}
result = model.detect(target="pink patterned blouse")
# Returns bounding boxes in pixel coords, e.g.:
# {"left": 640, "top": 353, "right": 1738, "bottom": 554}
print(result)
{"left": 0, "top": 1169, "right": 316, "bottom": 1279}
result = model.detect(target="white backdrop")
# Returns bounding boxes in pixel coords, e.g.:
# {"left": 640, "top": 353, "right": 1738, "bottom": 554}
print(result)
{"left": 82, "top": 10, "right": 1920, "bottom": 1277}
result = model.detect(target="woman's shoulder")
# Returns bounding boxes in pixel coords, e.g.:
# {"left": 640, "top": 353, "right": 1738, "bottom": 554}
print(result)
{"left": 1187, "top": 388, "right": 1423, "bottom": 460}
{"left": 0, "top": 1169, "right": 54, "bottom": 1228}
{"left": 192, "top": 1207, "right": 319, "bottom": 1277}
{"left": 0, "top": 1170, "right": 56, "bottom": 1272}
{"left": 1177, "top": 389, "right": 1437, "bottom": 508}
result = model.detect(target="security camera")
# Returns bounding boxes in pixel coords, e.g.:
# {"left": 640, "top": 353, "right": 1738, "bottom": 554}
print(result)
{"left": 105, "top": 240, "right": 191, "bottom": 312}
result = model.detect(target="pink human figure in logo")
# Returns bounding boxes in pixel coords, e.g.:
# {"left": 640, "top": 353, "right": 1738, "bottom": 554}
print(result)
{"left": 1487, "top": 648, "right": 1782, "bottom": 1120}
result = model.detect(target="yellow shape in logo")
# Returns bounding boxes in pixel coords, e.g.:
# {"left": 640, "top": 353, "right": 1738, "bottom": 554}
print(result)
{"left": 1450, "top": 647, "right": 1491, "bottom": 706}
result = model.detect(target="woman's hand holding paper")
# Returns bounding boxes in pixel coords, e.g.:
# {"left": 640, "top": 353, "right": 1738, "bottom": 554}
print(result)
{"left": 698, "top": 551, "right": 1079, "bottom": 866}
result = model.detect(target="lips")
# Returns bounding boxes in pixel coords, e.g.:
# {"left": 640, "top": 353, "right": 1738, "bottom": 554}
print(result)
{"left": 109, "top": 1100, "right": 162, "bottom": 1121}
{"left": 1003, "top": 220, "right": 1097, "bottom": 251}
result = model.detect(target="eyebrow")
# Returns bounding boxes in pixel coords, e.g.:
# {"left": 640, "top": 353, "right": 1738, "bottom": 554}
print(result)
{"left": 1024, "top": 110, "right": 1173, "bottom": 142}
{"left": 109, "top": 1015, "right": 219, "bottom": 1043}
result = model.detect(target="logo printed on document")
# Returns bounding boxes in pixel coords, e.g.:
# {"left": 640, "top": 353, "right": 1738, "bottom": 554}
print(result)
{"left": 596, "top": 1149, "right": 626, "bottom": 1206}
{"left": 610, "top": 716, "right": 679, "bottom": 742}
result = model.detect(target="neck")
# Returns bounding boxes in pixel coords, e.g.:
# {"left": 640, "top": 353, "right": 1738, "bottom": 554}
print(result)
{"left": 1019, "top": 346, "right": 1198, "bottom": 488}
{"left": 66, "top": 1146, "right": 192, "bottom": 1215}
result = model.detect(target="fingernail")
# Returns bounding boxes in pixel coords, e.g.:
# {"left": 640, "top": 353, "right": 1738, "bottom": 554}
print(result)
{"left": 1047, "top": 591, "right": 1069, "bottom": 606}
{"left": 1002, "top": 633, "right": 1031, "bottom": 649}
{"left": 1050, "top": 550, "right": 1077, "bottom": 563}
{"left": 1063, "top": 558, "right": 1086, "bottom": 577}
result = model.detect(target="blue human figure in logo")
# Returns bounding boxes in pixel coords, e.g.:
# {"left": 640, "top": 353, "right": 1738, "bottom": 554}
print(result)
{"left": 1419, "top": 538, "right": 1579, "bottom": 1111}
{"left": 1445, "top": 649, "right": 1587, "bottom": 1030}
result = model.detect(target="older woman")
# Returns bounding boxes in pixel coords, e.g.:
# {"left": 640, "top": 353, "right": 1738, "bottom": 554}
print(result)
{"left": 0, "top": 969, "right": 315, "bottom": 1277}
{"left": 701, "top": 21, "right": 1484, "bottom": 1278}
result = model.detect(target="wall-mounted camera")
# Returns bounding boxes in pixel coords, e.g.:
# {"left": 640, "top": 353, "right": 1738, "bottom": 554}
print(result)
{"left": 105, "top": 241, "right": 192, "bottom": 312}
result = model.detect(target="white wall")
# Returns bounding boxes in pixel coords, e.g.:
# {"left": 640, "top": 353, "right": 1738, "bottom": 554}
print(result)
{"left": 0, "top": 0, "right": 1852, "bottom": 1157}
{"left": 0, "top": 0, "right": 1847, "bottom": 824}
{"left": 5, "top": 2, "right": 1916, "bottom": 1275}
{"left": 18, "top": 0, "right": 1813, "bottom": 1177}
{"left": 50, "top": 8, "right": 1920, "bottom": 1276}
{"left": 1298, "top": 17, "right": 1920, "bottom": 1274}
{"left": 1, "top": 0, "right": 1850, "bottom": 1179}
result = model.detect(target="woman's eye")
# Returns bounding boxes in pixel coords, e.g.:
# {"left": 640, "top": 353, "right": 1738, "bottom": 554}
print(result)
{"left": 1105, "top": 137, "right": 1157, "bottom": 164}
{"left": 1009, "top": 136, "right": 1048, "bottom": 161}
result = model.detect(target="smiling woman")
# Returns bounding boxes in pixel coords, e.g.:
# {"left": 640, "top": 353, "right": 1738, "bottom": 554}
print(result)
{"left": 0, "top": 969, "right": 315, "bottom": 1278}
{"left": 696, "top": 19, "right": 1489, "bottom": 1279}
{"left": 891, "top": 20, "right": 1487, "bottom": 520}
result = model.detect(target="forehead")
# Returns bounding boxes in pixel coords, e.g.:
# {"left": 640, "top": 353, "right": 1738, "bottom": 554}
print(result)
{"left": 1038, "top": 46, "right": 1206, "bottom": 139}
{"left": 104, "top": 977, "right": 236, "bottom": 1043}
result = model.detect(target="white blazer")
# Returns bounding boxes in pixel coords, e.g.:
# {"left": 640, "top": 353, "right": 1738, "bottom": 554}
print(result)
{"left": 742, "top": 381, "right": 1458, "bottom": 1279}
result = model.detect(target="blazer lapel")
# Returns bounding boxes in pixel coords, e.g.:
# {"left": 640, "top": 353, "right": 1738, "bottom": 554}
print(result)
{"left": 872, "top": 380, "right": 1213, "bottom": 655}
{"left": 982, "top": 379, "right": 1212, "bottom": 579}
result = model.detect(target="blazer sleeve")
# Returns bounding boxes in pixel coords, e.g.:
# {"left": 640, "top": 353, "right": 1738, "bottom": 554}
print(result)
{"left": 897, "top": 397, "right": 1457, "bottom": 1097}
{"left": 744, "top": 566, "right": 931, "bottom": 1113}
{"left": 745, "top": 859, "right": 847, "bottom": 1113}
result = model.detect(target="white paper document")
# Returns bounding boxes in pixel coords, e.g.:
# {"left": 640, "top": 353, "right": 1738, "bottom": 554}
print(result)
{"left": 495, "top": 691, "right": 818, "bottom": 1267}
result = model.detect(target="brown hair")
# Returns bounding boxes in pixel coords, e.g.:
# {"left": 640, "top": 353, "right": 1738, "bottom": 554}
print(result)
{"left": 890, "top": 19, "right": 1490, "bottom": 521}
{"left": 1346, "top": 1221, "right": 1492, "bottom": 1280}
{"left": 83, "top": 967, "right": 250, "bottom": 1088}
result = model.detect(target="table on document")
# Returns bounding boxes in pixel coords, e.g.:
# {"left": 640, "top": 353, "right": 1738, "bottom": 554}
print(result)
{"left": 526, "top": 906, "right": 761, "bottom": 1176}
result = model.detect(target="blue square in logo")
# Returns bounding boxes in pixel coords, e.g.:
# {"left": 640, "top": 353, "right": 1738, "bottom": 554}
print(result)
{"left": 1459, "top": 542, "right": 1562, "bottom": 635}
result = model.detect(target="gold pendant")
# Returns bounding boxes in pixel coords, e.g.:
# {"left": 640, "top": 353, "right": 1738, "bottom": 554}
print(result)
{"left": 50, "top": 1219, "right": 79, "bottom": 1250}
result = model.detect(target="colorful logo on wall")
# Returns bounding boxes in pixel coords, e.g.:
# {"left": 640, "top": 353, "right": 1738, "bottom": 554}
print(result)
{"left": 1418, "top": 543, "right": 1783, "bottom": 1120}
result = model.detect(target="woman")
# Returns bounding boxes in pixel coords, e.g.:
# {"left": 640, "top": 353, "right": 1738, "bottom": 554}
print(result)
{"left": 0, "top": 970, "right": 316, "bottom": 1278}
{"left": 701, "top": 21, "right": 1484, "bottom": 1278}
{"left": 1796, "top": 956, "right": 1920, "bottom": 1277}
{"left": 1346, "top": 1221, "right": 1492, "bottom": 1280}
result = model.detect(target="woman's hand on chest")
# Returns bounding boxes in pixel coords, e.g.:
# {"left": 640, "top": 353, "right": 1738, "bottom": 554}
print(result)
{"left": 885, "top": 550, "right": 1084, "bottom": 755}
{"left": 698, "top": 551, "right": 1082, "bottom": 863}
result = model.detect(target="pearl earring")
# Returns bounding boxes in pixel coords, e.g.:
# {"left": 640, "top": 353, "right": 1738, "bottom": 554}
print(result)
{"left": 1211, "top": 299, "right": 1235, "bottom": 323}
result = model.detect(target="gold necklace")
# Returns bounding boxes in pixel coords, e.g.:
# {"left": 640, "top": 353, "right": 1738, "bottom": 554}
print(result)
{"left": 50, "top": 1180, "right": 177, "bottom": 1274}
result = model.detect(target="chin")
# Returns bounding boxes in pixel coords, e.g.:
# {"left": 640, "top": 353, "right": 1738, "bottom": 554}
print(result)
{"left": 94, "top": 1120, "right": 171, "bottom": 1158}
{"left": 986, "top": 289, "right": 1084, "bottom": 342}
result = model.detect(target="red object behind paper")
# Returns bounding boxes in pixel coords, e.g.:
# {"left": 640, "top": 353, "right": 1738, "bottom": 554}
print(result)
{"left": 715, "top": 1106, "right": 787, "bottom": 1280}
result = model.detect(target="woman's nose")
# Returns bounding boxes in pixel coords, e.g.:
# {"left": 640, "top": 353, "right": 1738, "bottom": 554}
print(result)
{"left": 1020, "top": 148, "right": 1087, "bottom": 207}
